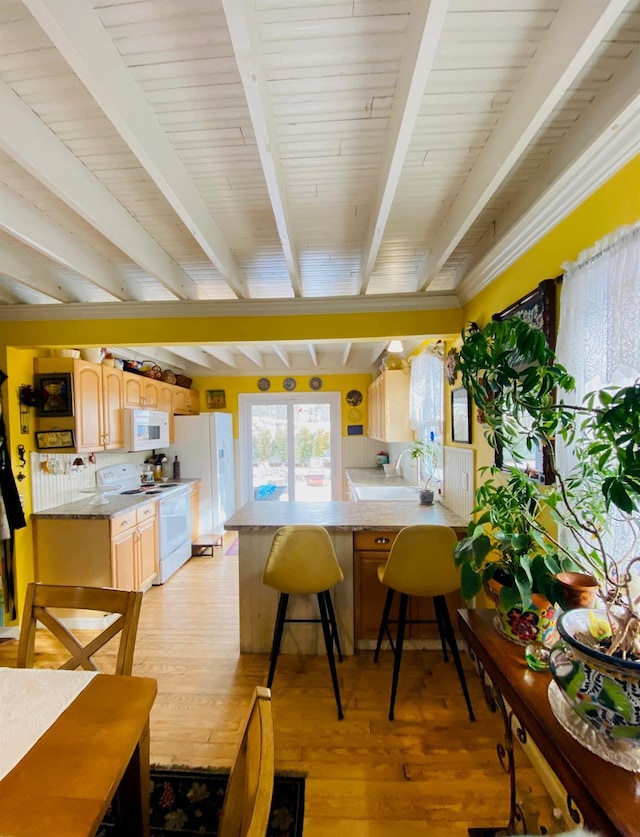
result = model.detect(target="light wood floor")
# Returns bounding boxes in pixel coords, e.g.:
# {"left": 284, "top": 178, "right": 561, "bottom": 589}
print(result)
{"left": 1, "top": 535, "right": 560, "bottom": 836}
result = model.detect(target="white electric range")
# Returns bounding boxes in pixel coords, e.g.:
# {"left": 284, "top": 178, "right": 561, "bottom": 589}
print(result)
{"left": 96, "top": 463, "right": 192, "bottom": 584}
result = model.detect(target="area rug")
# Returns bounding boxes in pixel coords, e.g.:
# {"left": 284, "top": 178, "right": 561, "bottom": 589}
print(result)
{"left": 97, "top": 765, "right": 305, "bottom": 836}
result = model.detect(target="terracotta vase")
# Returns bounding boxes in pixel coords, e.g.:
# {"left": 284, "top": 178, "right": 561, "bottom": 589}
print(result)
{"left": 557, "top": 571, "right": 599, "bottom": 610}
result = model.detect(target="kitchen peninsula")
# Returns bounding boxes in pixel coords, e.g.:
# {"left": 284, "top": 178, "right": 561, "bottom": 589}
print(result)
{"left": 224, "top": 500, "right": 467, "bottom": 655}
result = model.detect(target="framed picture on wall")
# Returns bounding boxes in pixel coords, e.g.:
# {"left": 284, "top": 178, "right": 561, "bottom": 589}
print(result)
{"left": 34, "top": 373, "right": 73, "bottom": 417}
{"left": 451, "top": 387, "right": 472, "bottom": 444}
{"left": 35, "top": 429, "right": 75, "bottom": 449}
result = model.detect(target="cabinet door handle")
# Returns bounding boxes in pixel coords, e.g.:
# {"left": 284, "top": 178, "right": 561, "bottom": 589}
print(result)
{"left": 374, "top": 537, "right": 390, "bottom": 544}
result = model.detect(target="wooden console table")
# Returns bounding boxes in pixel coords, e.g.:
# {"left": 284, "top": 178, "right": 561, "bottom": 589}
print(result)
{"left": 458, "top": 608, "right": 639, "bottom": 837}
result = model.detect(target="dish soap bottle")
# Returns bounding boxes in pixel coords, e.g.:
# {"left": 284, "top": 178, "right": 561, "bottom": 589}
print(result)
{"left": 172, "top": 455, "right": 181, "bottom": 480}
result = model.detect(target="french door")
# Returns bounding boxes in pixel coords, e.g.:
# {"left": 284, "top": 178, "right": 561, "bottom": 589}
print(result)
{"left": 239, "top": 392, "right": 342, "bottom": 504}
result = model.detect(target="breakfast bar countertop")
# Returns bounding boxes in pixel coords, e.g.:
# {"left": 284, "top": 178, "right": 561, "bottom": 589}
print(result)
{"left": 224, "top": 500, "right": 468, "bottom": 533}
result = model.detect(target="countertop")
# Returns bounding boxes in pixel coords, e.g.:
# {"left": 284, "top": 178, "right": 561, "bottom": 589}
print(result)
{"left": 31, "top": 478, "right": 198, "bottom": 521}
{"left": 345, "top": 466, "right": 415, "bottom": 488}
{"left": 224, "top": 500, "right": 467, "bottom": 532}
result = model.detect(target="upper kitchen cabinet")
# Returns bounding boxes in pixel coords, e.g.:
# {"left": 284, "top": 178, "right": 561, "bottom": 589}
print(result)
{"left": 34, "top": 358, "right": 124, "bottom": 451}
{"left": 123, "top": 371, "right": 159, "bottom": 409}
{"left": 173, "top": 387, "right": 200, "bottom": 416}
{"left": 367, "top": 369, "right": 412, "bottom": 443}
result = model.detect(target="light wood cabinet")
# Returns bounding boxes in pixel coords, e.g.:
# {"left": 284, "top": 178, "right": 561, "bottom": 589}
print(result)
{"left": 173, "top": 386, "right": 200, "bottom": 415}
{"left": 111, "top": 504, "right": 158, "bottom": 590}
{"left": 353, "top": 530, "right": 462, "bottom": 641}
{"left": 158, "top": 382, "right": 175, "bottom": 442}
{"left": 367, "top": 369, "right": 412, "bottom": 442}
{"left": 33, "top": 502, "right": 158, "bottom": 594}
{"left": 123, "top": 372, "right": 160, "bottom": 409}
{"left": 35, "top": 358, "right": 124, "bottom": 452}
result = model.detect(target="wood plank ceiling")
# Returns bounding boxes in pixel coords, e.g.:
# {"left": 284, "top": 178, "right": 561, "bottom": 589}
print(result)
{"left": 0, "top": 0, "right": 638, "bottom": 375}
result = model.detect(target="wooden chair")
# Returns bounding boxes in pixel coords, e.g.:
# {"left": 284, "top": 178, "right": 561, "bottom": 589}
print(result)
{"left": 17, "top": 583, "right": 143, "bottom": 675}
{"left": 218, "top": 685, "right": 275, "bottom": 837}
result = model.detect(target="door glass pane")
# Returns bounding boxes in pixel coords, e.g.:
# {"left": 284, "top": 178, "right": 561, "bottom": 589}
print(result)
{"left": 250, "top": 404, "right": 289, "bottom": 501}
{"left": 293, "top": 402, "right": 332, "bottom": 501}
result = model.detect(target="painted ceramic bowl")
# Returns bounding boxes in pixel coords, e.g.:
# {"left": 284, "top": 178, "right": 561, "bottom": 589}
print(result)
{"left": 549, "top": 608, "right": 640, "bottom": 747}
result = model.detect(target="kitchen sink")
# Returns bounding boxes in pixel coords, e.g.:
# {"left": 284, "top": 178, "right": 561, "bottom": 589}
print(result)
{"left": 351, "top": 485, "right": 420, "bottom": 501}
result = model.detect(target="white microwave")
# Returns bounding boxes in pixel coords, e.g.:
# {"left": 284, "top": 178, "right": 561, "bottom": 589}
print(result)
{"left": 124, "top": 408, "right": 170, "bottom": 451}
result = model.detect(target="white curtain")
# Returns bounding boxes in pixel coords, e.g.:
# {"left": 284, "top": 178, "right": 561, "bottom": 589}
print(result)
{"left": 556, "top": 221, "right": 640, "bottom": 572}
{"left": 409, "top": 350, "right": 443, "bottom": 430}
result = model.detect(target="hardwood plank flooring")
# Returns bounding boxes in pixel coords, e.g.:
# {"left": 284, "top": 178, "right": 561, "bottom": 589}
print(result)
{"left": 0, "top": 535, "right": 563, "bottom": 835}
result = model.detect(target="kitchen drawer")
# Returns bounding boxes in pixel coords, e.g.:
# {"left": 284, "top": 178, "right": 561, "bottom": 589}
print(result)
{"left": 136, "top": 502, "right": 156, "bottom": 524}
{"left": 353, "top": 530, "right": 398, "bottom": 551}
{"left": 110, "top": 512, "right": 137, "bottom": 537}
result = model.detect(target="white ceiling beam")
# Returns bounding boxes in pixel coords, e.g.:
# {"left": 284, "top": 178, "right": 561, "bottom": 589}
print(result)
{"left": 222, "top": 0, "right": 301, "bottom": 297}
{"left": 417, "top": 0, "right": 629, "bottom": 290}
{"left": 342, "top": 343, "right": 353, "bottom": 367}
{"left": 0, "top": 186, "right": 136, "bottom": 301}
{"left": 0, "top": 241, "right": 78, "bottom": 303}
{"left": 307, "top": 344, "right": 318, "bottom": 368}
{"left": 0, "top": 274, "right": 36, "bottom": 304}
{"left": 359, "top": 0, "right": 448, "bottom": 294}
{"left": 272, "top": 345, "right": 290, "bottom": 367}
{"left": 238, "top": 346, "right": 264, "bottom": 367}
{"left": 371, "top": 343, "right": 388, "bottom": 364}
{"left": 22, "top": 0, "right": 247, "bottom": 300}
{"left": 0, "top": 78, "right": 198, "bottom": 301}
{"left": 457, "top": 45, "right": 640, "bottom": 303}
{"left": 159, "top": 345, "right": 220, "bottom": 372}
{"left": 204, "top": 346, "right": 238, "bottom": 368}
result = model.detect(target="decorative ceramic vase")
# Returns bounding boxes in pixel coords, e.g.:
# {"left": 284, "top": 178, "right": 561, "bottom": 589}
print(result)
{"left": 549, "top": 608, "right": 640, "bottom": 748}
{"left": 486, "top": 579, "right": 558, "bottom": 645}
{"left": 557, "top": 571, "right": 599, "bottom": 610}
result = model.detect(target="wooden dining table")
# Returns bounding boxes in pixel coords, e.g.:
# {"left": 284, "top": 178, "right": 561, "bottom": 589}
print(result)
{"left": 0, "top": 672, "right": 157, "bottom": 837}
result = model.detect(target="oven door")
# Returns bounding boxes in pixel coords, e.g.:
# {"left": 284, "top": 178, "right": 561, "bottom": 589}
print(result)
{"left": 158, "top": 488, "right": 191, "bottom": 560}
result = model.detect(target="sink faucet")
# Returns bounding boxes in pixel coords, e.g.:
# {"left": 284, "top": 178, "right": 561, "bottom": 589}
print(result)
{"left": 393, "top": 448, "right": 418, "bottom": 482}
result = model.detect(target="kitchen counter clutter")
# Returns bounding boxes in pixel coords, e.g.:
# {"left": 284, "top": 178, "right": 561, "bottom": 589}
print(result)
{"left": 225, "top": 499, "right": 468, "bottom": 655}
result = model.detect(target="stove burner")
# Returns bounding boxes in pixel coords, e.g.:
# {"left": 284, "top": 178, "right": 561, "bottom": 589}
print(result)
{"left": 120, "top": 489, "right": 143, "bottom": 495}
{"left": 145, "top": 490, "right": 162, "bottom": 495}
{"left": 155, "top": 483, "right": 179, "bottom": 488}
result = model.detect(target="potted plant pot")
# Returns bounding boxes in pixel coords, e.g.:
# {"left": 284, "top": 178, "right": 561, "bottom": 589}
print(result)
{"left": 557, "top": 571, "right": 599, "bottom": 610}
{"left": 549, "top": 608, "right": 640, "bottom": 750}
{"left": 419, "top": 488, "right": 434, "bottom": 505}
{"left": 486, "top": 578, "right": 559, "bottom": 646}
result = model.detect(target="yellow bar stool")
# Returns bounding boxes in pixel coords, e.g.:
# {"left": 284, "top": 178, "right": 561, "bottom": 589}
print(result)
{"left": 373, "top": 524, "right": 475, "bottom": 722}
{"left": 263, "top": 525, "right": 345, "bottom": 719}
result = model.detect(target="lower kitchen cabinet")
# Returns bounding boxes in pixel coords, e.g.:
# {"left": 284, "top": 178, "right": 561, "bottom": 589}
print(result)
{"left": 110, "top": 504, "right": 158, "bottom": 590}
{"left": 33, "top": 502, "right": 158, "bottom": 595}
{"left": 353, "top": 530, "right": 462, "bottom": 641}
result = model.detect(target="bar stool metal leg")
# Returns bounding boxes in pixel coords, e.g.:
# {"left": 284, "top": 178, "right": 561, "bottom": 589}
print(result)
{"left": 266, "top": 593, "right": 289, "bottom": 689}
{"left": 433, "top": 595, "right": 475, "bottom": 722}
{"left": 323, "top": 590, "right": 343, "bottom": 662}
{"left": 374, "top": 588, "right": 395, "bottom": 663}
{"left": 317, "top": 591, "right": 344, "bottom": 720}
{"left": 388, "top": 592, "right": 409, "bottom": 721}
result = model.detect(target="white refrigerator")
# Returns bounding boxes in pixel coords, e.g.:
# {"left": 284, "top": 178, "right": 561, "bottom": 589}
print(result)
{"left": 171, "top": 412, "right": 235, "bottom": 537}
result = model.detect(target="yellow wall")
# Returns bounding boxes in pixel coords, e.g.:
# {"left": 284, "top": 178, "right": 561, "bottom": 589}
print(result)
{"left": 194, "top": 373, "right": 374, "bottom": 437}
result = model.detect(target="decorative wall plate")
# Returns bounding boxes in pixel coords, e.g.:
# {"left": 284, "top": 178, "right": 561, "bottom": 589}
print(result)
{"left": 309, "top": 376, "right": 323, "bottom": 390}
{"left": 445, "top": 347, "right": 459, "bottom": 385}
{"left": 283, "top": 377, "right": 297, "bottom": 391}
{"left": 257, "top": 377, "right": 271, "bottom": 391}
{"left": 346, "top": 389, "right": 363, "bottom": 406}
{"left": 348, "top": 407, "right": 362, "bottom": 422}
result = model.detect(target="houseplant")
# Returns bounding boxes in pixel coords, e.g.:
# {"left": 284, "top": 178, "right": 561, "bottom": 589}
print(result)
{"left": 453, "top": 316, "right": 640, "bottom": 746}
{"left": 406, "top": 438, "right": 438, "bottom": 504}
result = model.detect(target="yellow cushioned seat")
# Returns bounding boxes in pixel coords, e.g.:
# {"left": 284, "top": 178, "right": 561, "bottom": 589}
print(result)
{"left": 263, "top": 525, "right": 345, "bottom": 719}
{"left": 374, "top": 525, "right": 475, "bottom": 722}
